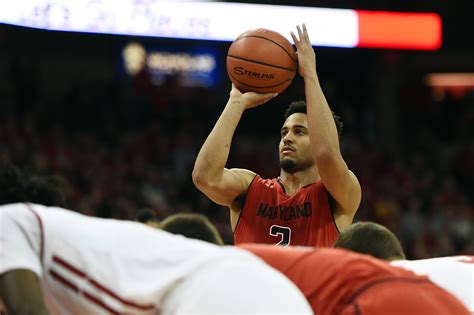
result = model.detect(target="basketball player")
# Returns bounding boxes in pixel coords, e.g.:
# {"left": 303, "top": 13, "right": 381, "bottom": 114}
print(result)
{"left": 240, "top": 244, "right": 470, "bottom": 315}
{"left": 155, "top": 212, "right": 470, "bottom": 314}
{"left": 193, "top": 24, "right": 361, "bottom": 246}
{"left": 334, "top": 221, "right": 473, "bottom": 313}
{"left": 0, "top": 165, "right": 312, "bottom": 314}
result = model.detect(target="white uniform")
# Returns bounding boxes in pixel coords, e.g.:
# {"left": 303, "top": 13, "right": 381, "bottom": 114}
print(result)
{"left": 391, "top": 256, "right": 474, "bottom": 314}
{"left": 0, "top": 203, "right": 312, "bottom": 314}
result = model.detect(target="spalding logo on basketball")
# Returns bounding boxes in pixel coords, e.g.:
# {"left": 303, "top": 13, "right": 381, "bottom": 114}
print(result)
{"left": 226, "top": 28, "right": 297, "bottom": 94}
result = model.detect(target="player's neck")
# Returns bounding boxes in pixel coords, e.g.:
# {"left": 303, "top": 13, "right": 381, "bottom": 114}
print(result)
{"left": 279, "top": 168, "right": 320, "bottom": 195}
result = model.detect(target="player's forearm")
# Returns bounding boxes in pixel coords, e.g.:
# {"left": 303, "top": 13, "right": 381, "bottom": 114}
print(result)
{"left": 193, "top": 98, "right": 246, "bottom": 184}
{"left": 305, "top": 75, "right": 342, "bottom": 159}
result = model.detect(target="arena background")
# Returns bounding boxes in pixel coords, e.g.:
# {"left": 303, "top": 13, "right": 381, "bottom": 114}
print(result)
{"left": 0, "top": 0, "right": 472, "bottom": 259}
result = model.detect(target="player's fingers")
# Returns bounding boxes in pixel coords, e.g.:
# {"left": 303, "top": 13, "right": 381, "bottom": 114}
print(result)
{"left": 297, "top": 25, "right": 303, "bottom": 40}
{"left": 246, "top": 92, "right": 277, "bottom": 106}
{"left": 261, "top": 92, "right": 278, "bottom": 99}
{"left": 247, "top": 91, "right": 276, "bottom": 98}
{"left": 258, "top": 92, "right": 278, "bottom": 104}
{"left": 303, "top": 23, "right": 309, "bottom": 40}
{"left": 290, "top": 31, "right": 299, "bottom": 46}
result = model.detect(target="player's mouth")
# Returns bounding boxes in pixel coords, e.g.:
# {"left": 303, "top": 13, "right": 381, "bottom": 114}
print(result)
{"left": 281, "top": 146, "right": 295, "bottom": 154}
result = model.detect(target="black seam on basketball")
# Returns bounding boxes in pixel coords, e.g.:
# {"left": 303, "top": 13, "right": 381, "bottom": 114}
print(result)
{"left": 234, "top": 35, "right": 297, "bottom": 63}
{"left": 228, "top": 71, "right": 294, "bottom": 89}
{"left": 227, "top": 55, "right": 296, "bottom": 72}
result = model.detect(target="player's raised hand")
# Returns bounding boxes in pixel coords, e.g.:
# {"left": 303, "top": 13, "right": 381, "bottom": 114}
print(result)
{"left": 229, "top": 84, "right": 278, "bottom": 109}
{"left": 291, "top": 24, "right": 317, "bottom": 80}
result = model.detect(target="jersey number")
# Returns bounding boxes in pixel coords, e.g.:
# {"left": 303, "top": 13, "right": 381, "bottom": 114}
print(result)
{"left": 269, "top": 225, "right": 292, "bottom": 246}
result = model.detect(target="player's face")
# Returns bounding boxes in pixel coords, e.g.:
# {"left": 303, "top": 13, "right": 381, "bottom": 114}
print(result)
{"left": 279, "top": 113, "right": 314, "bottom": 173}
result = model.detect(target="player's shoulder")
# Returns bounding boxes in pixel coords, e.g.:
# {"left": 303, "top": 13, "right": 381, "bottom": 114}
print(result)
{"left": 0, "top": 202, "right": 33, "bottom": 215}
{"left": 251, "top": 175, "right": 279, "bottom": 188}
{"left": 0, "top": 202, "right": 42, "bottom": 225}
{"left": 305, "top": 179, "right": 332, "bottom": 200}
{"left": 0, "top": 203, "right": 74, "bottom": 222}
{"left": 260, "top": 177, "right": 278, "bottom": 187}
{"left": 310, "top": 179, "right": 326, "bottom": 190}
{"left": 228, "top": 168, "right": 258, "bottom": 185}
{"left": 229, "top": 170, "right": 278, "bottom": 189}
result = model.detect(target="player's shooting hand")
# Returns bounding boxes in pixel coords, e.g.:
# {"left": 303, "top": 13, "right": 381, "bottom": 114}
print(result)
{"left": 291, "top": 24, "right": 317, "bottom": 80}
{"left": 229, "top": 84, "right": 278, "bottom": 109}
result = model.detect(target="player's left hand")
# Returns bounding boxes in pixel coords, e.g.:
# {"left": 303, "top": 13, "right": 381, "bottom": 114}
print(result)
{"left": 291, "top": 24, "right": 317, "bottom": 80}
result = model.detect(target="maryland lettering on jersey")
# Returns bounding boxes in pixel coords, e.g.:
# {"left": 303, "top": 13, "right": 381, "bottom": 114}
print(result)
{"left": 256, "top": 202, "right": 312, "bottom": 221}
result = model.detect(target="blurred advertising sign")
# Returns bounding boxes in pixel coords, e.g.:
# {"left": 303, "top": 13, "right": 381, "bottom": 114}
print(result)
{"left": 0, "top": 0, "right": 441, "bottom": 50}
{"left": 122, "top": 42, "right": 219, "bottom": 87}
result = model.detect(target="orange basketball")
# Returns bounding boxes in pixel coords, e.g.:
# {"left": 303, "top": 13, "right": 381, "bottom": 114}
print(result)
{"left": 226, "top": 28, "right": 297, "bottom": 94}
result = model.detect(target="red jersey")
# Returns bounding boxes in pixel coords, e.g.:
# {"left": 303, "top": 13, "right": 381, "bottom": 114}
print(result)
{"left": 233, "top": 175, "right": 339, "bottom": 247}
{"left": 240, "top": 244, "right": 470, "bottom": 315}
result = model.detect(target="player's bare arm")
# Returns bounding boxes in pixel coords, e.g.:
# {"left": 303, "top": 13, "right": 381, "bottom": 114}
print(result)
{"left": 0, "top": 269, "right": 50, "bottom": 315}
{"left": 192, "top": 85, "right": 276, "bottom": 210}
{"left": 291, "top": 24, "right": 361, "bottom": 229}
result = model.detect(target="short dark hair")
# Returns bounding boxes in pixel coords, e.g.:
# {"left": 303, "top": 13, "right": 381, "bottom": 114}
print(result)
{"left": 0, "top": 164, "right": 64, "bottom": 207}
{"left": 284, "top": 100, "right": 343, "bottom": 138}
{"left": 158, "top": 213, "right": 224, "bottom": 245}
{"left": 334, "top": 222, "right": 406, "bottom": 261}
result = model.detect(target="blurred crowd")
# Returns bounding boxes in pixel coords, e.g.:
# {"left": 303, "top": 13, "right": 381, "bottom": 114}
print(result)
{"left": 0, "top": 48, "right": 472, "bottom": 259}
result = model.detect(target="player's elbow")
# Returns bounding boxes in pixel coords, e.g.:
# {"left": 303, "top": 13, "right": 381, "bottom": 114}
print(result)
{"left": 192, "top": 162, "right": 207, "bottom": 185}
{"left": 192, "top": 167, "right": 217, "bottom": 190}
{"left": 192, "top": 168, "right": 205, "bottom": 187}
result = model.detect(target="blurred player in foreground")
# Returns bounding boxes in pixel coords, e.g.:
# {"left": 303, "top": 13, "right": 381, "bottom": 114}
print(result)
{"left": 240, "top": 244, "right": 470, "bottom": 315}
{"left": 0, "top": 165, "right": 312, "bottom": 314}
{"left": 334, "top": 221, "right": 473, "bottom": 313}
{"left": 159, "top": 212, "right": 469, "bottom": 315}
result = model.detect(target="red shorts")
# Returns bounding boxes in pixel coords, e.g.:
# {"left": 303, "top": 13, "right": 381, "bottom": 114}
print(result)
{"left": 337, "top": 277, "right": 469, "bottom": 315}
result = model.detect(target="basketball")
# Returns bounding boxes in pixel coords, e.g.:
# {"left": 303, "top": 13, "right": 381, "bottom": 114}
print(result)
{"left": 226, "top": 28, "right": 297, "bottom": 94}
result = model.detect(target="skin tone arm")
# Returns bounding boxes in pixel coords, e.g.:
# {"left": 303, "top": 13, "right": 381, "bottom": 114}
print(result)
{"left": 192, "top": 86, "right": 277, "bottom": 208}
{"left": 0, "top": 269, "right": 50, "bottom": 315}
{"left": 291, "top": 24, "right": 361, "bottom": 227}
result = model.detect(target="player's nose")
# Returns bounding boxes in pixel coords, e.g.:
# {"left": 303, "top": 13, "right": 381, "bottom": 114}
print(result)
{"left": 283, "top": 134, "right": 294, "bottom": 144}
